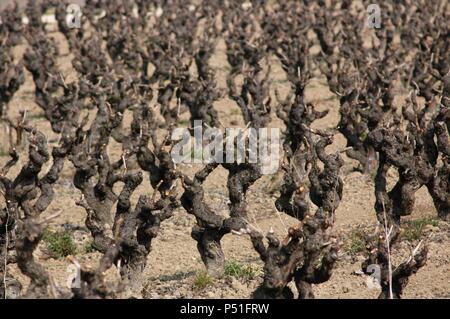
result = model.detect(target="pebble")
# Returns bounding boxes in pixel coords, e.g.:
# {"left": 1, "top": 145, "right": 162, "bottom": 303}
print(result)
{"left": 173, "top": 291, "right": 181, "bottom": 298}
{"left": 206, "top": 291, "right": 216, "bottom": 298}
{"left": 230, "top": 278, "right": 245, "bottom": 291}
{"left": 424, "top": 225, "right": 439, "bottom": 233}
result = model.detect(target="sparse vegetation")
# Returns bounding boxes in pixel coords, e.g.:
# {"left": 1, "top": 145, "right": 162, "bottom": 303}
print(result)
{"left": 403, "top": 217, "right": 440, "bottom": 242}
{"left": 178, "top": 119, "right": 190, "bottom": 126}
{"left": 345, "top": 230, "right": 367, "bottom": 255}
{"left": 0, "top": 149, "right": 9, "bottom": 157}
{"left": 224, "top": 261, "right": 258, "bottom": 280}
{"left": 43, "top": 230, "right": 78, "bottom": 259}
{"left": 83, "top": 240, "right": 96, "bottom": 254}
{"left": 193, "top": 271, "right": 213, "bottom": 290}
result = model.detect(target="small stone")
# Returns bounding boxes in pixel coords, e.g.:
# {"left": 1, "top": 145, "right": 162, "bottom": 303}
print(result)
{"left": 230, "top": 278, "right": 245, "bottom": 291}
{"left": 73, "top": 230, "right": 89, "bottom": 245}
{"left": 423, "top": 225, "right": 439, "bottom": 232}
{"left": 173, "top": 291, "right": 181, "bottom": 298}
{"left": 437, "top": 221, "right": 448, "bottom": 228}
{"left": 206, "top": 291, "right": 216, "bottom": 298}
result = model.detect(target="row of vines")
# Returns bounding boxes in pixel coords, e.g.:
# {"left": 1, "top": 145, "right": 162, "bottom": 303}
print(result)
{"left": 0, "top": 0, "right": 448, "bottom": 299}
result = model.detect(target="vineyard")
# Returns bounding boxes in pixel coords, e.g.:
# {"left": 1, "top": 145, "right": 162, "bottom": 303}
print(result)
{"left": 0, "top": 0, "right": 449, "bottom": 299}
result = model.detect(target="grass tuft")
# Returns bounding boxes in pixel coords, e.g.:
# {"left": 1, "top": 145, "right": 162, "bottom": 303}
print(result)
{"left": 224, "top": 260, "right": 258, "bottom": 280}
{"left": 345, "top": 229, "right": 367, "bottom": 255}
{"left": 83, "top": 240, "right": 96, "bottom": 254}
{"left": 193, "top": 270, "right": 213, "bottom": 290}
{"left": 0, "top": 149, "right": 9, "bottom": 157}
{"left": 43, "top": 230, "right": 78, "bottom": 258}
{"left": 403, "top": 217, "right": 439, "bottom": 242}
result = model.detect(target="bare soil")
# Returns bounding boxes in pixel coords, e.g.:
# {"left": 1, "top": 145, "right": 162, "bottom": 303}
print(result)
{"left": 1, "top": 21, "right": 449, "bottom": 299}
